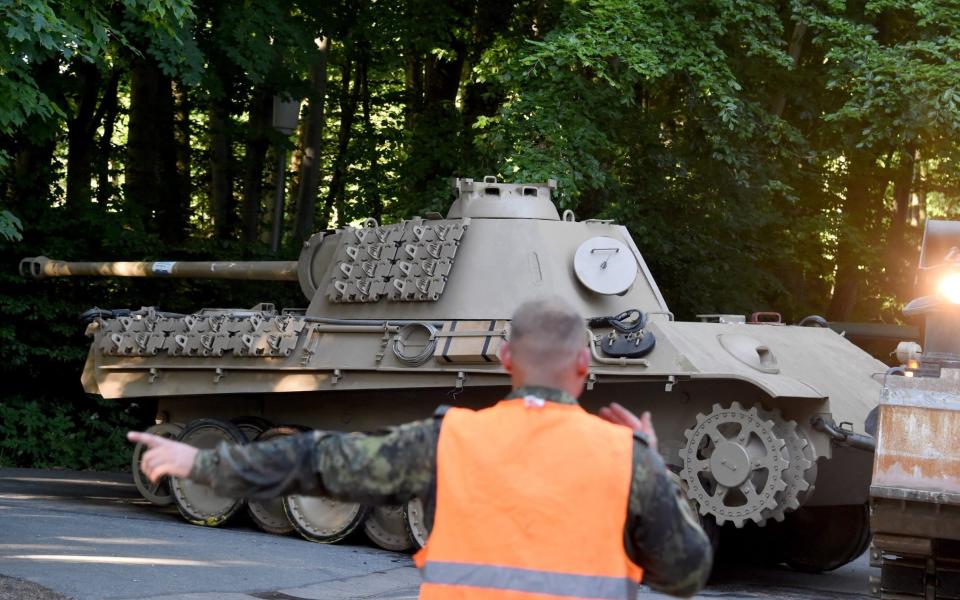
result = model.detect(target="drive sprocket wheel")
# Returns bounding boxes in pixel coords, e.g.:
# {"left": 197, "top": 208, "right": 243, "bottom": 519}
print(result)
{"left": 756, "top": 407, "right": 817, "bottom": 523}
{"left": 680, "top": 402, "right": 788, "bottom": 527}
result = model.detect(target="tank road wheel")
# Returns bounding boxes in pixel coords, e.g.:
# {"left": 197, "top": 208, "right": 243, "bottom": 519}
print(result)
{"left": 231, "top": 416, "right": 274, "bottom": 442}
{"left": 170, "top": 418, "right": 248, "bottom": 527}
{"left": 284, "top": 495, "right": 368, "bottom": 544}
{"left": 364, "top": 505, "right": 414, "bottom": 551}
{"left": 680, "top": 402, "right": 788, "bottom": 528}
{"left": 132, "top": 422, "right": 184, "bottom": 506}
{"left": 404, "top": 498, "right": 429, "bottom": 549}
{"left": 778, "top": 504, "right": 871, "bottom": 572}
{"left": 246, "top": 425, "right": 305, "bottom": 535}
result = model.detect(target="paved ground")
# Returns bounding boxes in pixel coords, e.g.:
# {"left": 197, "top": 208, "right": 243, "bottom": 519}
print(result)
{"left": 0, "top": 468, "right": 877, "bottom": 599}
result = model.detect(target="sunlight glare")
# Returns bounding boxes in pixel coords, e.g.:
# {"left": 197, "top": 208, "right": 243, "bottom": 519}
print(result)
{"left": 938, "top": 273, "right": 960, "bottom": 304}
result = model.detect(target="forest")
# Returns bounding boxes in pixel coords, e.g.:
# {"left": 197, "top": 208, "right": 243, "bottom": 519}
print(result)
{"left": 1, "top": 0, "right": 959, "bottom": 468}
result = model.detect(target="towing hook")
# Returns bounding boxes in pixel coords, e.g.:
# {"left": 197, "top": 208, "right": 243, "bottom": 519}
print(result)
{"left": 812, "top": 415, "right": 877, "bottom": 452}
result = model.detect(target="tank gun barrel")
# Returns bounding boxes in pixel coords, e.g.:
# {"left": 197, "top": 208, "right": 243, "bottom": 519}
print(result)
{"left": 19, "top": 256, "right": 299, "bottom": 282}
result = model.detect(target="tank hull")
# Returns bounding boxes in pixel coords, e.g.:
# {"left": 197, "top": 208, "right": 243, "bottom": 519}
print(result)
{"left": 86, "top": 309, "right": 881, "bottom": 433}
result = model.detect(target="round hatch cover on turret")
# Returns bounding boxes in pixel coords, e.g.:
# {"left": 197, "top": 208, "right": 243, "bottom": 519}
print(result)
{"left": 573, "top": 236, "right": 637, "bottom": 294}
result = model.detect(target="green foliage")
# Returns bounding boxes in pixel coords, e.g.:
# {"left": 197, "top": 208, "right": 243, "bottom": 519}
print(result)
{"left": 0, "top": 394, "right": 139, "bottom": 470}
{"left": 0, "top": 209, "right": 21, "bottom": 241}
{"left": 474, "top": 0, "right": 811, "bottom": 315}
{"left": 0, "top": 0, "right": 193, "bottom": 132}
{"left": 806, "top": 0, "right": 960, "bottom": 151}
{"left": 471, "top": 0, "right": 960, "bottom": 319}
{"left": 2, "top": 0, "right": 960, "bottom": 469}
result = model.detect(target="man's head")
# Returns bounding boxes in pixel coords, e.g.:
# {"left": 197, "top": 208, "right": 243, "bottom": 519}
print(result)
{"left": 500, "top": 296, "right": 590, "bottom": 396}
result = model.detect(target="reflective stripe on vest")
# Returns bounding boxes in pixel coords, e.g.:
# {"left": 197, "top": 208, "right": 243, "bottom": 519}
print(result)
{"left": 422, "top": 561, "right": 638, "bottom": 599}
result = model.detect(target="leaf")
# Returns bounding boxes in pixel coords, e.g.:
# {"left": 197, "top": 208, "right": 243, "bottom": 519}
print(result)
{"left": 0, "top": 210, "right": 23, "bottom": 242}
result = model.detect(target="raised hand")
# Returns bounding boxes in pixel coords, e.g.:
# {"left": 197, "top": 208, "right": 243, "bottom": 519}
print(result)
{"left": 599, "top": 402, "right": 658, "bottom": 452}
{"left": 128, "top": 431, "right": 198, "bottom": 483}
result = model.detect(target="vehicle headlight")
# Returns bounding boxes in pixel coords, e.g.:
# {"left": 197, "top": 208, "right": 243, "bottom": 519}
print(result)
{"left": 937, "top": 272, "right": 960, "bottom": 304}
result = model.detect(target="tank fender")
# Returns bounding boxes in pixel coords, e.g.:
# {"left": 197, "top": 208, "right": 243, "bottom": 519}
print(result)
{"left": 80, "top": 348, "right": 100, "bottom": 395}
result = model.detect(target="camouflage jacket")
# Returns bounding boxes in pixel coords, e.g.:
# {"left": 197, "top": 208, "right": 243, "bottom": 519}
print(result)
{"left": 191, "top": 386, "right": 713, "bottom": 597}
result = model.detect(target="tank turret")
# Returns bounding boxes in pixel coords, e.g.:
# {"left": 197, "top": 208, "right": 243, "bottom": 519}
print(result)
{"left": 24, "top": 177, "right": 885, "bottom": 567}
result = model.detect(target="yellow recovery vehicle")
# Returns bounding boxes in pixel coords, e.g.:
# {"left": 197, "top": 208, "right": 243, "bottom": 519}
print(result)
{"left": 871, "top": 220, "right": 960, "bottom": 599}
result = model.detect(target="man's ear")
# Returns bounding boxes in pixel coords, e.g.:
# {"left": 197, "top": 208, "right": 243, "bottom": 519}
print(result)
{"left": 500, "top": 341, "right": 513, "bottom": 373}
{"left": 575, "top": 346, "right": 590, "bottom": 376}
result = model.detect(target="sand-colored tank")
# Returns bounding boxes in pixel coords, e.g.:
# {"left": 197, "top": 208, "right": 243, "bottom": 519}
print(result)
{"left": 22, "top": 176, "right": 884, "bottom": 566}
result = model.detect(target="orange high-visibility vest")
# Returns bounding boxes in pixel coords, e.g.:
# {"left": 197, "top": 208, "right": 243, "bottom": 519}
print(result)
{"left": 415, "top": 397, "right": 644, "bottom": 599}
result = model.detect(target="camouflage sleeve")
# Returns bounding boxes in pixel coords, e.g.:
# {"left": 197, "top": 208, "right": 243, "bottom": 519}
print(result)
{"left": 189, "top": 418, "right": 441, "bottom": 504}
{"left": 624, "top": 440, "right": 713, "bottom": 597}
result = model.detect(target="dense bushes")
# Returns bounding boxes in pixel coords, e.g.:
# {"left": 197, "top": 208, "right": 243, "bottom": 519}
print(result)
{"left": 0, "top": 395, "right": 140, "bottom": 471}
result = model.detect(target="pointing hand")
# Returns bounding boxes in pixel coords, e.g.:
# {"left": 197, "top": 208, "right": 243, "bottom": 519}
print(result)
{"left": 599, "top": 403, "right": 658, "bottom": 452}
{"left": 128, "top": 431, "right": 198, "bottom": 483}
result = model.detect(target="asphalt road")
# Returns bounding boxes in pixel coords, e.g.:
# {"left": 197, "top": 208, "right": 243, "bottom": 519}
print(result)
{"left": 0, "top": 468, "right": 878, "bottom": 600}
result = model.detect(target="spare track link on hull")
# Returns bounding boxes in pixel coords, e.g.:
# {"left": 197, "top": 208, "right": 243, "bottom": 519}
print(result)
{"left": 95, "top": 310, "right": 308, "bottom": 358}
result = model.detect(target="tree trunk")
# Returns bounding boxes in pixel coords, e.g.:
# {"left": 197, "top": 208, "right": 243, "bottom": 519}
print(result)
{"left": 292, "top": 38, "right": 330, "bottom": 244}
{"left": 126, "top": 56, "right": 179, "bottom": 238}
{"left": 402, "top": 41, "right": 466, "bottom": 203}
{"left": 209, "top": 91, "right": 235, "bottom": 240}
{"left": 66, "top": 61, "right": 102, "bottom": 209}
{"left": 423, "top": 45, "right": 466, "bottom": 108}
{"left": 241, "top": 87, "right": 273, "bottom": 244}
{"left": 360, "top": 57, "right": 383, "bottom": 224}
{"left": 913, "top": 157, "right": 927, "bottom": 226}
{"left": 171, "top": 83, "right": 191, "bottom": 242}
{"left": 770, "top": 19, "right": 807, "bottom": 118}
{"left": 883, "top": 147, "right": 917, "bottom": 302}
{"left": 320, "top": 54, "right": 362, "bottom": 229}
{"left": 404, "top": 52, "right": 424, "bottom": 128}
{"left": 827, "top": 152, "right": 882, "bottom": 320}
{"left": 95, "top": 72, "right": 120, "bottom": 207}
{"left": 6, "top": 62, "right": 59, "bottom": 215}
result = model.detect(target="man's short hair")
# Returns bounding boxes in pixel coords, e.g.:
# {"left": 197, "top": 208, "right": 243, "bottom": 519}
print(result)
{"left": 508, "top": 296, "right": 586, "bottom": 374}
